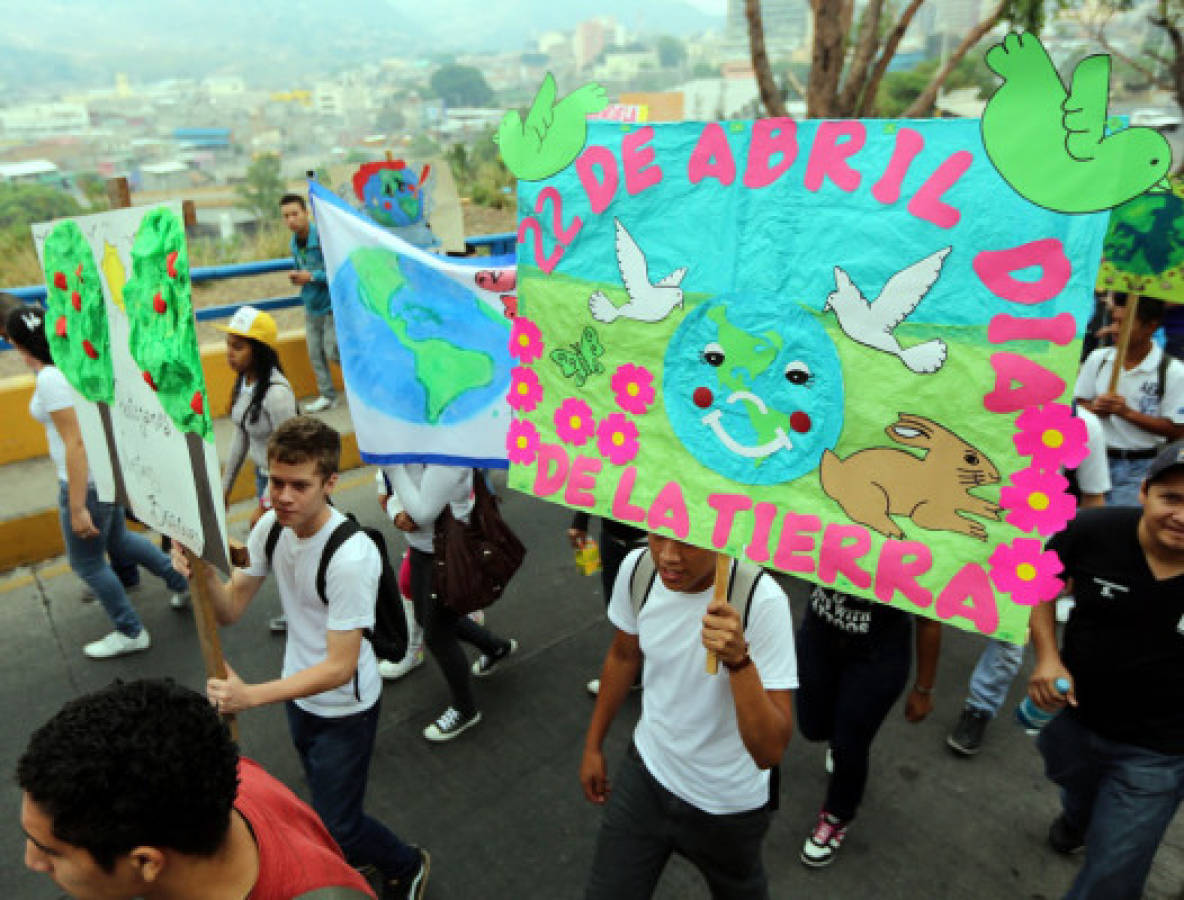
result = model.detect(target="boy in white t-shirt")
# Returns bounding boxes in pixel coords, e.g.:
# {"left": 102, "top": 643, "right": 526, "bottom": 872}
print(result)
{"left": 173, "top": 417, "right": 428, "bottom": 900}
{"left": 580, "top": 533, "right": 797, "bottom": 899}
{"left": 1075, "top": 296, "right": 1184, "bottom": 505}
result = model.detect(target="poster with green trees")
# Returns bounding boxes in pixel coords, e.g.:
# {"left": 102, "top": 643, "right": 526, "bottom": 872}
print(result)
{"left": 33, "top": 204, "right": 230, "bottom": 574}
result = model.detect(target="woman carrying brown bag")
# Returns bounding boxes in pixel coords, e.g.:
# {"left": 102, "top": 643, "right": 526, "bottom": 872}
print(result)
{"left": 380, "top": 463, "right": 518, "bottom": 743}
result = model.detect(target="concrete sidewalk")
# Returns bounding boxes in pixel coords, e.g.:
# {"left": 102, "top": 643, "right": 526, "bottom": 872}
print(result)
{"left": 2, "top": 472, "right": 1182, "bottom": 898}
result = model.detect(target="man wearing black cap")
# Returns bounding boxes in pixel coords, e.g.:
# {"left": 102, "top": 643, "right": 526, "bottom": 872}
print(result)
{"left": 1029, "top": 440, "right": 1184, "bottom": 898}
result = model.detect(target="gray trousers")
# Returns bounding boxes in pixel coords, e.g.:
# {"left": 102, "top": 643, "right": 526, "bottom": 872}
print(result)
{"left": 585, "top": 744, "right": 772, "bottom": 900}
{"left": 306, "top": 312, "right": 338, "bottom": 399}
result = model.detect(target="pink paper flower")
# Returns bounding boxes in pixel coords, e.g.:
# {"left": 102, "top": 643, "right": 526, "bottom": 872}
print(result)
{"left": 554, "top": 397, "right": 596, "bottom": 446}
{"left": 988, "top": 538, "right": 1064, "bottom": 607}
{"left": 509, "top": 316, "right": 543, "bottom": 365}
{"left": 506, "top": 418, "right": 539, "bottom": 465}
{"left": 1001, "top": 465, "right": 1078, "bottom": 536}
{"left": 1013, "top": 403, "right": 1089, "bottom": 472}
{"left": 508, "top": 366, "right": 543, "bottom": 412}
{"left": 597, "top": 412, "right": 640, "bottom": 465}
{"left": 611, "top": 363, "right": 656, "bottom": 415}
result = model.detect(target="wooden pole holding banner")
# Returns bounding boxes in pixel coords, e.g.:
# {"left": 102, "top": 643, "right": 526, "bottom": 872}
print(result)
{"left": 1107, "top": 294, "right": 1141, "bottom": 394}
{"left": 184, "top": 548, "right": 238, "bottom": 740}
{"left": 705, "top": 554, "right": 732, "bottom": 675}
{"left": 104, "top": 176, "right": 131, "bottom": 210}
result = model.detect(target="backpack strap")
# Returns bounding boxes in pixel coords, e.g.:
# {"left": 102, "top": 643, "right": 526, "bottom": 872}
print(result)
{"left": 315, "top": 515, "right": 362, "bottom": 607}
{"left": 727, "top": 560, "right": 767, "bottom": 632}
{"left": 629, "top": 550, "right": 658, "bottom": 620}
{"left": 264, "top": 518, "right": 284, "bottom": 568}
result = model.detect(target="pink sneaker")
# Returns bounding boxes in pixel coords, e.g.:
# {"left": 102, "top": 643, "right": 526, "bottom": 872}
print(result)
{"left": 800, "top": 810, "right": 848, "bottom": 867}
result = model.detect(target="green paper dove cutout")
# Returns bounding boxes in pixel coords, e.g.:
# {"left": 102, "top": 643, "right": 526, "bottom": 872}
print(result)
{"left": 495, "top": 73, "right": 608, "bottom": 182}
{"left": 981, "top": 31, "right": 1172, "bottom": 214}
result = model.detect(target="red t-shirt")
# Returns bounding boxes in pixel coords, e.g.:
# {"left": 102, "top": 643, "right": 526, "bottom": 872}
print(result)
{"left": 236, "top": 758, "right": 376, "bottom": 899}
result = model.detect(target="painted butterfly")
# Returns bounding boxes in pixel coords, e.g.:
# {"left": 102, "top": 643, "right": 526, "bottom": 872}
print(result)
{"left": 550, "top": 326, "right": 605, "bottom": 387}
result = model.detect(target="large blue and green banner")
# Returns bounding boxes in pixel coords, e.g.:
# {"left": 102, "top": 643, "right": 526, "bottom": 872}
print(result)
{"left": 507, "top": 118, "right": 1111, "bottom": 643}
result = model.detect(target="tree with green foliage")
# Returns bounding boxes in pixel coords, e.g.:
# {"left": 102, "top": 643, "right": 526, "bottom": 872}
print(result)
{"left": 746, "top": 0, "right": 1061, "bottom": 118}
{"left": 43, "top": 219, "right": 128, "bottom": 506}
{"left": 0, "top": 182, "right": 81, "bottom": 232}
{"left": 657, "top": 35, "right": 688, "bottom": 69}
{"left": 76, "top": 174, "right": 110, "bottom": 212}
{"left": 123, "top": 207, "right": 229, "bottom": 573}
{"left": 234, "top": 154, "right": 284, "bottom": 222}
{"left": 430, "top": 64, "right": 494, "bottom": 107}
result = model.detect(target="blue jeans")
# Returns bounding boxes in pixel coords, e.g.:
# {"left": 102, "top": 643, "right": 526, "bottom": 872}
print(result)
{"left": 585, "top": 744, "right": 772, "bottom": 900}
{"left": 59, "top": 483, "right": 187, "bottom": 637}
{"left": 1038, "top": 712, "right": 1184, "bottom": 899}
{"left": 965, "top": 639, "right": 1024, "bottom": 717}
{"left": 285, "top": 699, "right": 419, "bottom": 880}
{"left": 305, "top": 312, "right": 338, "bottom": 400}
{"left": 1107, "top": 457, "right": 1154, "bottom": 508}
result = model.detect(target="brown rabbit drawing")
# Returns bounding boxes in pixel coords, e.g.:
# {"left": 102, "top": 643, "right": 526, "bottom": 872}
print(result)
{"left": 818, "top": 413, "right": 1002, "bottom": 541}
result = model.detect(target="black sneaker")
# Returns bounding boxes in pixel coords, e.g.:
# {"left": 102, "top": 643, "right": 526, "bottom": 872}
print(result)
{"left": 384, "top": 847, "right": 431, "bottom": 900}
{"left": 947, "top": 708, "right": 991, "bottom": 756}
{"left": 423, "top": 706, "right": 482, "bottom": 742}
{"left": 1048, "top": 814, "right": 1086, "bottom": 854}
{"left": 471, "top": 638, "right": 518, "bottom": 677}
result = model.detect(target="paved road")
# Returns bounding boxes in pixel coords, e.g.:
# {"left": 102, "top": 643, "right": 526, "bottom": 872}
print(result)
{"left": 2, "top": 470, "right": 1181, "bottom": 899}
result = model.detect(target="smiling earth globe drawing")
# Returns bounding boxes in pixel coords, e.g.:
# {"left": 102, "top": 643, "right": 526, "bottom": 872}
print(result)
{"left": 662, "top": 296, "right": 844, "bottom": 485}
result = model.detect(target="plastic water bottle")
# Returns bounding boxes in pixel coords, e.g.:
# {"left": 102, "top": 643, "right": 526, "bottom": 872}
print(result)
{"left": 1015, "top": 678, "right": 1071, "bottom": 732}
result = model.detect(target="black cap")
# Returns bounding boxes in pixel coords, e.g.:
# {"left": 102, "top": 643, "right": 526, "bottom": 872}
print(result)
{"left": 1145, "top": 440, "right": 1184, "bottom": 486}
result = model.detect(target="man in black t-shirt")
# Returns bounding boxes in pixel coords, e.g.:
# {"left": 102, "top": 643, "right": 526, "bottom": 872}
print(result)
{"left": 1030, "top": 440, "right": 1184, "bottom": 899}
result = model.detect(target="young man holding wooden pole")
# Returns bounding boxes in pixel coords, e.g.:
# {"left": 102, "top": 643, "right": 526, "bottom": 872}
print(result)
{"left": 172, "top": 416, "right": 429, "bottom": 900}
{"left": 1075, "top": 295, "right": 1184, "bottom": 505}
{"left": 580, "top": 534, "right": 796, "bottom": 899}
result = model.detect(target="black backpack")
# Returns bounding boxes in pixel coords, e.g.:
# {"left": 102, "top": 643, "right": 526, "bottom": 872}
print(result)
{"left": 265, "top": 513, "right": 409, "bottom": 666}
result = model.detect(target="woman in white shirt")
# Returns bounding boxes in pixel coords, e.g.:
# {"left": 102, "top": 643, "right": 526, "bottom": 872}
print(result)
{"left": 6, "top": 307, "right": 188, "bottom": 659}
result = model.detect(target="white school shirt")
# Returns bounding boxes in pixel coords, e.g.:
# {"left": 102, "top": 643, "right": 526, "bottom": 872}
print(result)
{"left": 608, "top": 549, "right": 798, "bottom": 815}
{"left": 245, "top": 508, "right": 381, "bottom": 717}
{"left": 1074, "top": 345, "right": 1184, "bottom": 450}
{"left": 29, "top": 366, "right": 84, "bottom": 483}
{"left": 1075, "top": 407, "right": 1110, "bottom": 497}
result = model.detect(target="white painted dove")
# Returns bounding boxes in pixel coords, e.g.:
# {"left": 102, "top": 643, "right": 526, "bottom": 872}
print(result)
{"left": 824, "top": 247, "right": 951, "bottom": 374}
{"left": 588, "top": 219, "right": 687, "bottom": 324}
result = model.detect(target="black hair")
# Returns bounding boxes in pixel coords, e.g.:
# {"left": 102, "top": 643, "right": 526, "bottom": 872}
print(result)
{"left": 1136, "top": 297, "right": 1167, "bottom": 325}
{"left": 229, "top": 337, "right": 285, "bottom": 426}
{"left": 279, "top": 193, "right": 306, "bottom": 210}
{"left": 16, "top": 679, "right": 239, "bottom": 870}
{"left": 0, "top": 291, "right": 25, "bottom": 339}
{"left": 5, "top": 305, "right": 52, "bottom": 364}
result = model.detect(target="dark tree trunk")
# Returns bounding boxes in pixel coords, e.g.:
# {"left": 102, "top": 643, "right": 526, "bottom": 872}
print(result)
{"left": 185, "top": 430, "right": 231, "bottom": 575}
{"left": 747, "top": 0, "right": 789, "bottom": 117}
{"left": 809, "top": 0, "right": 854, "bottom": 117}
{"left": 96, "top": 401, "right": 131, "bottom": 508}
{"left": 837, "top": 0, "right": 884, "bottom": 116}
{"left": 858, "top": 0, "right": 927, "bottom": 116}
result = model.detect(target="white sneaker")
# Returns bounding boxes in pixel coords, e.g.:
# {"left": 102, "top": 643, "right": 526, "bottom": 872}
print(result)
{"left": 169, "top": 593, "right": 188, "bottom": 610}
{"left": 423, "top": 707, "right": 482, "bottom": 742}
{"left": 586, "top": 677, "right": 600, "bottom": 697}
{"left": 378, "top": 647, "right": 425, "bottom": 681}
{"left": 84, "top": 628, "right": 151, "bottom": 659}
{"left": 825, "top": 747, "right": 834, "bottom": 775}
{"left": 303, "top": 395, "right": 335, "bottom": 413}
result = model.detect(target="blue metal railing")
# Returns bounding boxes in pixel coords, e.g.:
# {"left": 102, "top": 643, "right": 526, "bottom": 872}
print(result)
{"left": 2, "top": 232, "right": 517, "bottom": 348}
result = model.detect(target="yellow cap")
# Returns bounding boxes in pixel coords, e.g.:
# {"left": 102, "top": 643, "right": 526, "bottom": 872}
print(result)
{"left": 215, "top": 306, "right": 279, "bottom": 350}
